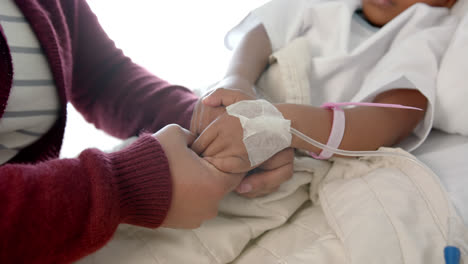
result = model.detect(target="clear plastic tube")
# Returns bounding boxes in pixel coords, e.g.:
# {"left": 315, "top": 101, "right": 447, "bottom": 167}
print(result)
{"left": 290, "top": 127, "right": 430, "bottom": 170}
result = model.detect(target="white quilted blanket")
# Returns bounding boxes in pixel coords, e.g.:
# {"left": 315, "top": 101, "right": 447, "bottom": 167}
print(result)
{"left": 77, "top": 148, "right": 465, "bottom": 264}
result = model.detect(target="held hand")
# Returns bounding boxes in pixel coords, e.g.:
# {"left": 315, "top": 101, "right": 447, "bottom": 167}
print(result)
{"left": 202, "top": 87, "right": 256, "bottom": 108}
{"left": 190, "top": 81, "right": 254, "bottom": 136}
{"left": 191, "top": 113, "right": 253, "bottom": 174}
{"left": 154, "top": 124, "right": 244, "bottom": 229}
{"left": 206, "top": 75, "right": 256, "bottom": 103}
{"left": 190, "top": 98, "right": 226, "bottom": 136}
{"left": 236, "top": 148, "right": 294, "bottom": 198}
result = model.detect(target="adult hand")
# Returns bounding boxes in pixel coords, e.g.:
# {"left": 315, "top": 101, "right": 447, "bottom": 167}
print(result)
{"left": 154, "top": 124, "right": 244, "bottom": 229}
{"left": 236, "top": 148, "right": 294, "bottom": 198}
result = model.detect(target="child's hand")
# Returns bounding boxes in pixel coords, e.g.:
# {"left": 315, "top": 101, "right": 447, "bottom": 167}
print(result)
{"left": 209, "top": 75, "right": 256, "bottom": 100}
{"left": 190, "top": 98, "right": 226, "bottom": 136}
{"left": 202, "top": 87, "right": 255, "bottom": 108}
{"left": 235, "top": 148, "right": 294, "bottom": 198}
{"left": 190, "top": 88, "right": 256, "bottom": 174}
{"left": 190, "top": 84, "right": 254, "bottom": 136}
{"left": 196, "top": 88, "right": 295, "bottom": 196}
{"left": 154, "top": 124, "right": 245, "bottom": 229}
{"left": 195, "top": 84, "right": 295, "bottom": 197}
{"left": 191, "top": 113, "right": 254, "bottom": 174}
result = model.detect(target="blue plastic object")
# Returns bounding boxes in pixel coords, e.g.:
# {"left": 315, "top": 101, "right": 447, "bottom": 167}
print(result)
{"left": 445, "top": 246, "right": 461, "bottom": 264}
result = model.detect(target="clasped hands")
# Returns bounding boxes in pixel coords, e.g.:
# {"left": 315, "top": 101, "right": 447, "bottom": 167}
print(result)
{"left": 155, "top": 77, "right": 293, "bottom": 229}
{"left": 190, "top": 76, "right": 294, "bottom": 198}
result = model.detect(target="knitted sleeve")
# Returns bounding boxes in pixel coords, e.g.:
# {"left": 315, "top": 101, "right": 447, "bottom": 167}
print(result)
{"left": 0, "top": 134, "right": 171, "bottom": 263}
{"left": 68, "top": 0, "right": 198, "bottom": 138}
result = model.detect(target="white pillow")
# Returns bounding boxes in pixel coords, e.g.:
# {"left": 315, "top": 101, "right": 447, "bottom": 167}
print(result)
{"left": 434, "top": 13, "right": 468, "bottom": 136}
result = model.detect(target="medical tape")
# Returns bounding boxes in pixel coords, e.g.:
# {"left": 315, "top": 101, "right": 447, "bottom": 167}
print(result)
{"left": 226, "top": 99, "right": 291, "bottom": 166}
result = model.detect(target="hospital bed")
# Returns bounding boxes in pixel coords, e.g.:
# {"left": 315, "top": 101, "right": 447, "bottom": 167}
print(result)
{"left": 422, "top": 0, "right": 468, "bottom": 230}
{"left": 77, "top": 1, "right": 468, "bottom": 263}
{"left": 413, "top": 130, "right": 468, "bottom": 228}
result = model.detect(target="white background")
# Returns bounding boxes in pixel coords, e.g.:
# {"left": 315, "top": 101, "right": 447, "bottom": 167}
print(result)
{"left": 61, "top": 0, "right": 268, "bottom": 157}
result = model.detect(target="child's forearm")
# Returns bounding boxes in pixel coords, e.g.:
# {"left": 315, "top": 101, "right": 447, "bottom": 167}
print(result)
{"left": 275, "top": 89, "right": 428, "bottom": 155}
{"left": 224, "top": 24, "right": 272, "bottom": 90}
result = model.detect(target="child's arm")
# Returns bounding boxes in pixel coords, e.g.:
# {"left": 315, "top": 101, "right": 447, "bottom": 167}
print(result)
{"left": 189, "top": 23, "right": 271, "bottom": 137}
{"left": 216, "top": 23, "right": 272, "bottom": 96}
{"left": 190, "top": 24, "right": 297, "bottom": 198}
{"left": 193, "top": 88, "right": 427, "bottom": 172}
{"left": 276, "top": 89, "right": 428, "bottom": 155}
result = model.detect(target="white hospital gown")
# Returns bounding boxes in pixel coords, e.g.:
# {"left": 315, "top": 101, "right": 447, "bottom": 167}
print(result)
{"left": 225, "top": 0, "right": 459, "bottom": 151}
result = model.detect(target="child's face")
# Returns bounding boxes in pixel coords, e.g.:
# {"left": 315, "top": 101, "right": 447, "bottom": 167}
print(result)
{"left": 362, "top": 0, "right": 456, "bottom": 26}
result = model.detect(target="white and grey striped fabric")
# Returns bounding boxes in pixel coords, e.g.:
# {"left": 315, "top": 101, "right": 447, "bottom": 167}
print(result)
{"left": 0, "top": 0, "right": 60, "bottom": 164}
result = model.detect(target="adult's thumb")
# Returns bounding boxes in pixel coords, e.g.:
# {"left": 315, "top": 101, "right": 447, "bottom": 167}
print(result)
{"left": 178, "top": 126, "right": 196, "bottom": 146}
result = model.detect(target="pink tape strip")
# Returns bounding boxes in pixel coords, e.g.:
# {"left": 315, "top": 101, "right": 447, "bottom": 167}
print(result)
{"left": 321, "top": 102, "right": 423, "bottom": 111}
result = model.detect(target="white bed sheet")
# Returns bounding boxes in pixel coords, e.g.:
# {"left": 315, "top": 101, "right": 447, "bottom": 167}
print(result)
{"left": 412, "top": 129, "right": 468, "bottom": 226}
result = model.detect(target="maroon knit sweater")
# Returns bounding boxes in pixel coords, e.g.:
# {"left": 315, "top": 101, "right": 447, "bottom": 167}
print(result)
{"left": 0, "top": 0, "right": 198, "bottom": 263}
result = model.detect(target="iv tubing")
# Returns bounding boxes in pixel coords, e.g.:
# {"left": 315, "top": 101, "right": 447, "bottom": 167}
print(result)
{"left": 291, "top": 126, "right": 468, "bottom": 261}
{"left": 290, "top": 127, "right": 440, "bottom": 184}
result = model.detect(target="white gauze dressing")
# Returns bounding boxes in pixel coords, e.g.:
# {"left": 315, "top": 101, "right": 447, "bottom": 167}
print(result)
{"left": 226, "top": 99, "right": 292, "bottom": 166}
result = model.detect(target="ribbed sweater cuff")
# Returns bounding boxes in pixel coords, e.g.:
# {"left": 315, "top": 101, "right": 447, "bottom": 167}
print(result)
{"left": 108, "top": 134, "right": 171, "bottom": 228}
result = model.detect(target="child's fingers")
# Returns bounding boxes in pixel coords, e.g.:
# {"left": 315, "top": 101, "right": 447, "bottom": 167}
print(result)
{"left": 197, "top": 105, "right": 226, "bottom": 135}
{"left": 202, "top": 88, "right": 251, "bottom": 107}
{"left": 202, "top": 88, "right": 233, "bottom": 107}
{"left": 204, "top": 156, "right": 250, "bottom": 174}
{"left": 191, "top": 125, "right": 219, "bottom": 155}
{"left": 201, "top": 139, "right": 227, "bottom": 158}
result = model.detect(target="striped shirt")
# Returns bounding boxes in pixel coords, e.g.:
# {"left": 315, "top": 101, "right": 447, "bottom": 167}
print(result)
{"left": 0, "top": 0, "right": 60, "bottom": 164}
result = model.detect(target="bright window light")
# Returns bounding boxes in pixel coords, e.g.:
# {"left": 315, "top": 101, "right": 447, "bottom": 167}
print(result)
{"left": 61, "top": 1, "right": 268, "bottom": 157}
